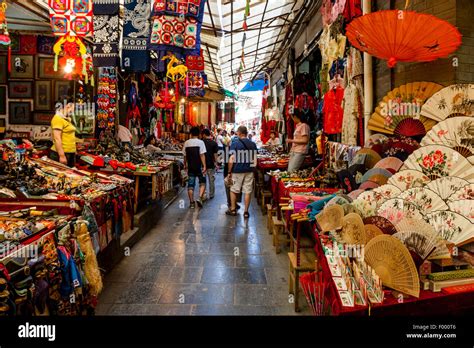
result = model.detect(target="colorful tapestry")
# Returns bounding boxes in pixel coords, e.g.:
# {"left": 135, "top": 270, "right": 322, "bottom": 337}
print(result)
{"left": 150, "top": 15, "right": 199, "bottom": 50}
{"left": 37, "top": 35, "right": 56, "bottom": 55}
{"left": 93, "top": 0, "right": 120, "bottom": 15}
{"left": 122, "top": 0, "right": 151, "bottom": 72}
{"left": 19, "top": 35, "right": 37, "bottom": 55}
{"left": 180, "top": 71, "right": 206, "bottom": 97}
{"left": 152, "top": 0, "right": 205, "bottom": 18}
{"left": 48, "top": 0, "right": 93, "bottom": 37}
{"left": 186, "top": 50, "right": 204, "bottom": 71}
{"left": 97, "top": 67, "right": 117, "bottom": 129}
{"left": 93, "top": 14, "right": 120, "bottom": 67}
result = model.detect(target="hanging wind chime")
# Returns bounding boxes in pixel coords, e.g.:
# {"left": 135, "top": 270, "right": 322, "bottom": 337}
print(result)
{"left": 0, "top": 0, "right": 11, "bottom": 72}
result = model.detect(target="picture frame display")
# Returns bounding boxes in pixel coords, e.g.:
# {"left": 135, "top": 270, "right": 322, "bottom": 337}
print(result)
{"left": 33, "top": 112, "right": 55, "bottom": 126}
{"left": 0, "top": 56, "right": 6, "bottom": 84}
{"left": 37, "top": 57, "right": 63, "bottom": 79}
{"left": 35, "top": 80, "right": 52, "bottom": 111}
{"left": 54, "top": 81, "right": 73, "bottom": 104}
{"left": 10, "top": 55, "right": 34, "bottom": 79}
{"left": 0, "top": 86, "right": 6, "bottom": 115}
{"left": 8, "top": 80, "right": 34, "bottom": 99}
{"left": 9, "top": 101, "right": 32, "bottom": 125}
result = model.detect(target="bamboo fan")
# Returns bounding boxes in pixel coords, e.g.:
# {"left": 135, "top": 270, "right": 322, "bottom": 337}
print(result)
{"left": 316, "top": 205, "right": 344, "bottom": 232}
{"left": 361, "top": 168, "right": 393, "bottom": 183}
{"left": 387, "top": 169, "right": 431, "bottom": 191}
{"left": 398, "top": 187, "right": 448, "bottom": 214}
{"left": 363, "top": 216, "right": 397, "bottom": 235}
{"left": 421, "top": 117, "right": 474, "bottom": 164}
{"left": 356, "top": 148, "right": 382, "bottom": 169}
{"left": 364, "top": 235, "right": 420, "bottom": 298}
{"left": 377, "top": 198, "right": 424, "bottom": 225}
{"left": 368, "top": 82, "right": 443, "bottom": 135}
{"left": 374, "top": 157, "right": 404, "bottom": 172}
{"left": 342, "top": 203, "right": 361, "bottom": 216}
{"left": 401, "top": 145, "right": 474, "bottom": 182}
{"left": 364, "top": 224, "right": 383, "bottom": 243}
{"left": 425, "top": 211, "right": 474, "bottom": 246}
{"left": 359, "top": 181, "right": 380, "bottom": 190}
{"left": 394, "top": 218, "right": 451, "bottom": 260}
{"left": 448, "top": 183, "right": 474, "bottom": 201}
{"left": 425, "top": 177, "right": 470, "bottom": 201}
{"left": 448, "top": 200, "right": 474, "bottom": 223}
{"left": 341, "top": 213, "right": 366, "bottom": 245}
{"left": 421, "top": 84, "right": 474, "bottom": 122}
{"left": 348, "top": 189, "right": 365, "bottom": 200}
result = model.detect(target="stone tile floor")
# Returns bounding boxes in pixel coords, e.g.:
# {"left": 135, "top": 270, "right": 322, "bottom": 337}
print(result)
{"left": 96, "top": 174, "right": 310, "bottom": 316}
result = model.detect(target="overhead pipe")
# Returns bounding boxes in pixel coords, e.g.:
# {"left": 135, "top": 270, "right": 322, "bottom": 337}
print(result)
{"left": 363, "top": 0, "right": 373, "bottom": 145}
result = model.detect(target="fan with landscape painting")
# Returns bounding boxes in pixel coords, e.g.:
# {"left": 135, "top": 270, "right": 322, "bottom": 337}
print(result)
{"left": 425, "top": 177, "right": 470, "bottom": 201}
{"left": 316, "top": 205, "right": 344, "bottom": 232}
{"left": 447, "top": 183, "right": 474, "bottom": 201}
{"left": 421, "top": 84, "right": 474, "bottom": 122}
{"left": 425, "top": 210, "right": 474, "bottom": 246}
{"left": 397, "top": 187, "right": 448, "bottom": 214}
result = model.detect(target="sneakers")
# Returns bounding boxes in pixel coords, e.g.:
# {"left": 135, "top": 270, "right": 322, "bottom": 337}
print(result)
{"left": 196, "top": 198, "right": 203, "bottom": 208}
{"left": 190, "top": 202, "right": 196, "bottom": 209}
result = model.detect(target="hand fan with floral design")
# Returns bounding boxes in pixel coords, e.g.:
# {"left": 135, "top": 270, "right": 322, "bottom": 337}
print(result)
{"left": 387, "top": 169, "right": 431, "bottom": 191}
{"left": 374, "top": 157, "right": 404, "bottom": 172}
{"left": 425, "top": 176, "right": 470, "bottom": 201}
{"left": 398, "top": 187, "right": 448, "bottom": 214}
{"left": 377, "top": 198, "right": 424, "bottom": 225}
{"left": 421, "top": 84, "right": 474, "bottom": 122}
{"left": 364, "top": 224, "right": 383, "bottom": 243}
{"left": 425, "top": 210, "right": 474, "bottom": 246}
{"left": 363, "top": 216, "right": 397, "bottom": 235}
{"left": 447, "top": 200, "right": 474, "bottom": 223}
{"left": 448, "top": 183, "right": 474, "bottom": 201}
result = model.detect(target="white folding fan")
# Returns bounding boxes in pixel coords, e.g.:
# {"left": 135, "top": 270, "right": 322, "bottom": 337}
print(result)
{"left": 387, "top": 169, "right": 431, "bottom": 191}
{"left": 420, "top": 84, "right": 474, "bottom": 122}
{"left": 372, "top": 184, "right": 403, "bottom": 209}
{"left": 421, "top": 117, "right": 474, "bottom": 164}
{"left": 401, "top": 145, "right": 474, "bottom": 181}
{"left": 448, "top": 200, "right": 474, "bottom": 223}
{"left": 377, "top": 198, "right": 424, "bottom": 225}
{"left": 425, "top": 177, "right": 470, "bottom": 201}
{"left": 425, "top": 211, "right": 474, "bottom": 246}
{"left": 394, "top": 218, "right": 451, "bottom": 260}
{"left": 398, "top": 187, "right": 448, "bottom": 214}
{"left": 448, "top": 183, "right": 474, "bottom": 201}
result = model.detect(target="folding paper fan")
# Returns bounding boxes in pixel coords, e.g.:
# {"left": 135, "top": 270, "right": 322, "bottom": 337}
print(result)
{"left": 448, "top": 200, "right": 474, "bottom": 223}
{"left": 394, "top": 218, "right": 451, "bottom": 260}
{"left": 398, "top": 187, "right": 448, "bottom": 214}
{"left": 348, "top": 189, "right": 365, "bottom": 200}
{"left": 367, "top": 82, "right": 443, "bottom": 135}
{"left": 356, "top": 148, "right": 382, "bottom": 169}
{"left": 326, "top": 194, "right": 352, "bottom": 207}
{"left": 354, "top": 191, "right": 378, "bottom": 215}
{"left": 316, "top": 205, "right": 344, "bottom": 232}
{"left": 371, "top": 184, "right": 402, "bottom": 208}
{"left": 363, "top": 216, "right": 397, "bottom": 235}
{"left": 364, "top": 224, "right": 383, "bottom": 243}
{"left": 365, "top": 133, "right": 389, "bottom": 147}
{"left": 448, "top": 183, "right": 474, "bottom": 201}
{"left": 353, "top": 185, "right": 401, "bottom": 215}
{"left": 374, "top": 157, "right": 404, "bottom": 172}
{"left": 377, "top": 198, "right": 424, "bottom": 225}
{"left": 341, "top": 213, "right": 366, "bottom": 245}
{"left": 401, "top": 145, "right": 474, "bottom": 181}
{"left": 425, "top": 177, "right": 470, "bottom": 201}
{"left": 387, "top": 170, "right": 431, "bottom": 191}
{"left": 425, "top": 211, "right": 474, "bottom": 246}
{"left": 361, "top": 168, "right": 393, "bottom": 184}
{"left": 359, "top": 181, "right": 380, "bottom": 190}
{"left": 421, "top": 117, "right": 474, "bottom": 163}
{"left": 421, "top": 84, "right": 474, "bottom": 122}
{"left": 364, "top": 235, "right": 420, "bottom": 298}
{"left": 352, "top": 198, "right": 377, "bottom": 218}
{"left": 368, "top": 174, "right": 389, "bottom": 186}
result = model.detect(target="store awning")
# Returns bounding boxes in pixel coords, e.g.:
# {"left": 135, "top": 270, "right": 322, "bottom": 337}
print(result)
{"left": 240, "top": 79, "right": 267, "bottom": 92}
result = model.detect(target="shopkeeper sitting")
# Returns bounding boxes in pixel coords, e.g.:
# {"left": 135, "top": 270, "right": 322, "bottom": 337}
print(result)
{"left": 265, "top": 131, "right": 281, "bottom": 147}
{"left": 50, "top": 99, "right": 77, "bottom": 167}
{"left": 286, "top": 113, "right": 310, "bottom": 173}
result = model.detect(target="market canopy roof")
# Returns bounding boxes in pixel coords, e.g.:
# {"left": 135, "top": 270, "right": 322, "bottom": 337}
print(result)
{"left": 10, "top": 0, "right": 310, "bottom": 90}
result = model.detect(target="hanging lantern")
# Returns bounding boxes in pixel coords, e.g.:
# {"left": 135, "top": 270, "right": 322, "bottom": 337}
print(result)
{"left": 53, "top": 35, "right": 87, "bottom": 80}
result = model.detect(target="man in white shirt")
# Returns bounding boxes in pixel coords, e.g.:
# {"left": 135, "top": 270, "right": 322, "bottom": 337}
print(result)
{"left": 183, "top": 127, "right": 207, "bottom": 209}
{"left": 116, "top": 124, "right": 133, "bottom": 148}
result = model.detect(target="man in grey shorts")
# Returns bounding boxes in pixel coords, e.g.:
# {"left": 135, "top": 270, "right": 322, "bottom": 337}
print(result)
{"left": 225, "top": 126, "right": 258, "bottom": 219}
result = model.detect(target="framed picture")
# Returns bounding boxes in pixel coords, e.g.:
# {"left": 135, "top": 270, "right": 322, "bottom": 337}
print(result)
{"left": 35, "top": 80, "right": 52, "bottom": 110}
{"left": 8, "top": 80, "right": 34, "bottom": 99}
{"left": 54, "top": 80, "right": 73, "bottom": 103}
{"left": 37, "top": 57, "right": 62, "bottom": 79}
{"left": 0, "top": 56, "right": 6, "bottom": 84}
{"left": 0, "top": 86, "right": 6, "bottom": 115}
{"left": 10, "top": 55, "right": 34, "bottom": 79}
{"left": 9, "top": 101, "right": 32, "bottom": 124}
{"left": 33, "top": 112, "right": 55, "bottom": 126}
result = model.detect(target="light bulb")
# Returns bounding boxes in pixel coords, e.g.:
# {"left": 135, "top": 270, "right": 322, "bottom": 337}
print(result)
{"left": 64, "top": 59, "right": 75, "bottom": 74}
{"left": 181, "top": 98, "right": 185, "bottom": 103}
{"left": 169, "top": 89, "right": 175, "bottom": 96}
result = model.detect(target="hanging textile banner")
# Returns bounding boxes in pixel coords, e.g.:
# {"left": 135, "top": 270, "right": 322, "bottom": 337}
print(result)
{"left": 93, "top": 0, "right": 120, "bottom": 15}
{"left": 48, "top": 0, "right": 94, "bottom": 37}
{"left": 97, "top": 67, "right": 117, "bottom": 129}
{"left": 152, "top": 0, "right": 206, "bottom": 19}
{"left": 185, "top": 49, "right": 204, "bottom": 71}
{"left": 37, "top": 35, "right": 56, "bottom": 55}
{"left": 122, "top": 0, "right": 151, "bottom": 72}
{"left": 93, "top": 13, "right": 120, "bottom": 67}
{"left": 180, "top": 70, "right": 206, "bottom": 97}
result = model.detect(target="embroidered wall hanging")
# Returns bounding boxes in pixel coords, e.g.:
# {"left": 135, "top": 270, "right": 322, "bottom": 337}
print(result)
{"left": 93, "top": 14, "right": 120, "bottom": 67}
{"left": 150, "top": 15, "right": 199, "bottom": 50}
{"left": 186, "top": 50, "right": 204, "bottom": 71}
{"left": 48, "top": 0, "right": 93, "bottom": 37}
{"left": 53, "top": 35, "right": 88, "bottom": 80}
{"left": 122, "top": 0, "right": 151, "bottom": 72}
{"left": 152, "top": 0, "right": 205, "bottom": 19}
{"left": 97, "top": 67, "right": 117, "bottom": 129}
{"left": 19, "top": 35, "right": 37, "bottom": 55}
{"left": 37, "top": 35, "right": 56, "bottom": 55}
{"left": 93, "top": 0, "right": 120, "bottom": 15}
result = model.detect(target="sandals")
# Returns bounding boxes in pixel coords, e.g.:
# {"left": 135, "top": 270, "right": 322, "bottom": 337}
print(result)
{"left": 225, "top": 210, "right": 237, "bottom": 216}
{"left": 244, "top": 212, "right": 250, "bottom": 219}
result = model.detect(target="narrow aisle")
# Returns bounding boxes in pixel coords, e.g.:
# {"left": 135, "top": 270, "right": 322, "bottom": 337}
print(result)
{"left": 96, "top": 173, "right": 303, "bottom": 315}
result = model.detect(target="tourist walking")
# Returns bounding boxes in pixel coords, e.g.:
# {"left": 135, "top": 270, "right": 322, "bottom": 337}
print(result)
{"left": 183, "top": 127, "right": 207, "bottom": 208}
{"left": 202, "top": 128, "right": 219, "bottom": 200}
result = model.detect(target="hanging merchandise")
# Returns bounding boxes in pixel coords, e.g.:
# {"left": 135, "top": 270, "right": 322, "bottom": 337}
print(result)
{"left": 48, "top": 0, "right": 94, "bottom": 37}
{"left": 53, "top": 35, "right": 88, "bottom": 80}
{"left": 0, "top": 0, "right": 11, "bottom": 71}
{"left": 154, "top": 84, "right": 176, "bottom": 110}
{"left": 184, "top": 70, "right": 206, "bottom": 97}
{"left": 97, "top": 68, "right": 118, "bottom": 129}
{"left": 162, "top": 53, "right": 188, "bottom": 82}
{"left": 150, "top": 15, "right": 200, "bottom": 51}
{"left": 152, "top": 0, "right": 206, "bottom": 19}
{"left": 93, "top": 10, "right": 120, "bottom": 67}
{"left": 346, "top": 9, "right": 462, "bottom": 68}
{"left": 19, "top": 35, "right": 37, "bottom": 55}
{"left": 122, "top": 0, "right": 151, "bottom": 72}
{"left": 323, "top": 86, "right": 344, "bottom": 134}
{"left": 420, "top": 84, "right": 474, "bottom": 122}
{"left": 321, "top": 0, "right": 347, "bottom": 26}
{"left": 93, "top": 0, "right": 120, "bottom": 15}
{"left": 186, "top": 50, "right": 205, "bottom": 71}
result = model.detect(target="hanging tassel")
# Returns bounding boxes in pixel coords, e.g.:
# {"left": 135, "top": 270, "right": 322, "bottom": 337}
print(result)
{"left": 7, "top": 45, "right": 11, "bottom": 73}
{"left": 54, "top": 53, "right": 59, "bottom": 72}
{"left": 185, "top": 73, "right": 189, "bottom": 97}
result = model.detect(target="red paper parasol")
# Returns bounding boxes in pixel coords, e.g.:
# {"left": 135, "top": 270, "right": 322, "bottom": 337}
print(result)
{"left": 346, "top": 10, "right": 462, "bottom": 68}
